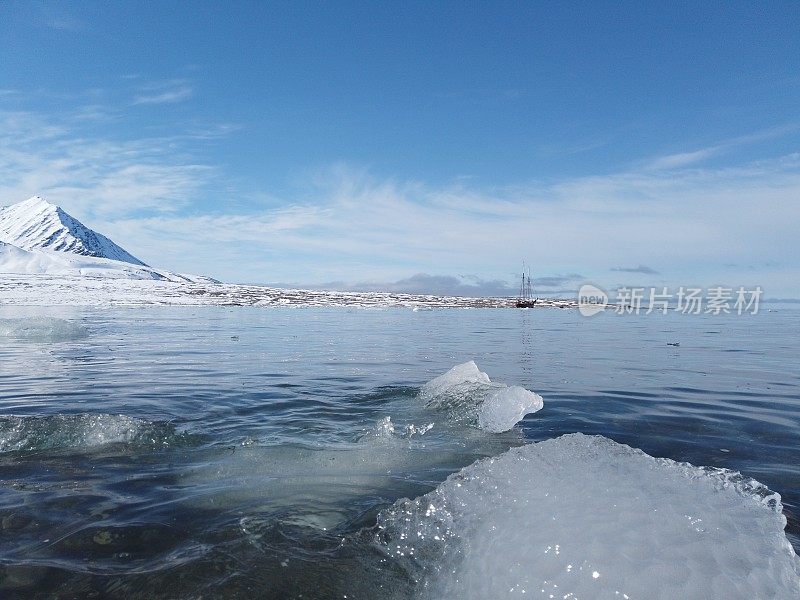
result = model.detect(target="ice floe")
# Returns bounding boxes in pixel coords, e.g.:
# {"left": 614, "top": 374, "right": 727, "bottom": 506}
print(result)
{"left": 376, "top": 433, "right": 800, "bottom": 599}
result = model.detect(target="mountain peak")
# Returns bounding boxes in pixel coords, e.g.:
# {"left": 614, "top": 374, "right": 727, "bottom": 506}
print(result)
{"left": 20, "top": 195, "right": 52, "bottom": 205}
{"left": 0, "top": 196, "right": 147, "bottom": 266}
{"left": 12, "top": 195, "right": 59, "bottom": 213}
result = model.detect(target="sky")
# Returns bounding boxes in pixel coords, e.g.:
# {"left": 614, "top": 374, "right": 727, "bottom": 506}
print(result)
{"left": 1, "top": 1, "right": 799, "bottom": 297}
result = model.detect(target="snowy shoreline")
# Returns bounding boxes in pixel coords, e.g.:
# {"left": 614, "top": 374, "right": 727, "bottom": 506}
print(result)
{"left": 0, "top": 273, "right": 577, "bottom": 309}
{"left": 0, "top": 197, "right": 578, "bottom": 310}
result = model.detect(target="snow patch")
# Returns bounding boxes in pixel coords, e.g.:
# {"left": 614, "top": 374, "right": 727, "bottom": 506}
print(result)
{"left": 0, "top": 274, "right": 576, "bottom": 308}
{"left": 0, "top": 239, "right": 215, "bottom": 282}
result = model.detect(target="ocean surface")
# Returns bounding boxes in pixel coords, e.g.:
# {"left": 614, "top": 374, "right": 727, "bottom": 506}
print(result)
{"left": 0, "top": 306, "right": 798, "bottom": 598}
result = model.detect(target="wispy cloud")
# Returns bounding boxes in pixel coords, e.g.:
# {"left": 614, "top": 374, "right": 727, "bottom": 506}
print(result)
{"left": 2, "top": 105, "right": 799, "bottom": 295}
{"left": 0, "top": 110, "right": 216, "bottom": 218}
{"left": 645, "top": 123, "right": 800, "bottom": 170}
{"left": 646, "top": 148, "right": 719, "bottom": 170}
{"left": 532, "top": 273, "right": 586, "bottom": 287}
{"left": 133, "top": 80, "right": 194, "bottom": 105}
{"left": 611, "top": 265, "right": 660, "bottom": 275}
{"left": 97, "top": 154, "right": 800, "bottom": 296}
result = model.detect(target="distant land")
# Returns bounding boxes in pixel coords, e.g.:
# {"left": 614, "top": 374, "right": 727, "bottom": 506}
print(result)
{"left": 0, "top": 196, "right": 574, "bottom": 309}
{"left": 0, "top": 196, "right": 216, "bottom": 283}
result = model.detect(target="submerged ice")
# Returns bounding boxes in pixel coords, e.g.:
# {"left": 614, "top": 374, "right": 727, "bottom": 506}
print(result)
{"left": 181, "top": 361, "right": 539, "bottom": 527}
{"left": 0, "top": 414, "right": 190, "bottom": 453}
{"left": 376, "top": 433, "right": 800, "bottom": 599}
{"left": 0, "top": 316, "right": 88, "bottom": 341}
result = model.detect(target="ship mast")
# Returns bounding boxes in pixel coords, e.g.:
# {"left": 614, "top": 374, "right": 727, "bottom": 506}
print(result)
{"left": 515, "top": 262, "right": 537, "bottom": 307}
{"left": 519, "top": 261, "right": 528, "bottom": 301}
{"left": 526, "top": 267, "right": 533, "bottom": 300}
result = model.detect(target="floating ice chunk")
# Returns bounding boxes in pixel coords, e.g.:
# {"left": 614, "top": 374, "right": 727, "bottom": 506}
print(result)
{"left": 376, "top": 433, "right": 800, "bottom": 599}
{"left": 0, "top": 317, "right": 87, "bottom": 341}
{"left": 419, "top": 361, "right": 491, "bottom": 405}
{"left": 419, "top": 361, "right": 543, "bottom": 432}
{"left": 476, "top": 386, "right": 544, "bottom": 433}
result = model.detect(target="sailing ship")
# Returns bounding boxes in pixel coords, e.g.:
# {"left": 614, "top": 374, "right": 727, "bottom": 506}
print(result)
{"left": 515, "top": 268, "right": 537, "bottom": 308}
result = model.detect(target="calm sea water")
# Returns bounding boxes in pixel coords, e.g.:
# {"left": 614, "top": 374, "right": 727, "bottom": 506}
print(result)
{"left": 0, "top": 306, "right": 798, "bottom": 598}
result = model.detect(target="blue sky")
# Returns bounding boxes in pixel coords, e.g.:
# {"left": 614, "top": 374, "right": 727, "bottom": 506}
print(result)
{"left": 1, "top": 1, "right": 799, "bottom": 296}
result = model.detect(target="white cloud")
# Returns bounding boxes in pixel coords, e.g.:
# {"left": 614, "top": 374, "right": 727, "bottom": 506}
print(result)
{"left": 133, "top": 80, "right": 194, "bottom": 105}
{"left": 0, "top": 110, "right": 214, "bottom": 218}
{"left": 646, "top": 147, "right": 721, "bottom": 170}
{"left": 611, "top": 265, "right": 660, "bottom": 275}
{"left": 644, "top": 123, "right": 800, "bottom": 170}
{"left": 1, "top": 105, "right": 798, "bottom": 296}
{"left": 96, "top": 157, "right": 800, "bottom": 297}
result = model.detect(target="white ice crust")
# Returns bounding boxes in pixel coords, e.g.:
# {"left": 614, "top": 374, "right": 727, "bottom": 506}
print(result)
{"left": 377, "top": 433, "right": 800, "bottom": 599}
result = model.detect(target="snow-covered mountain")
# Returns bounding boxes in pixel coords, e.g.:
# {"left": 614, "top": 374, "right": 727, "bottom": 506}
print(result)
{"left": 0, "top": 196, "right": 216, "bottom": 283}
{"left": 0, "top": 196, "right": 145, "bottom": 265}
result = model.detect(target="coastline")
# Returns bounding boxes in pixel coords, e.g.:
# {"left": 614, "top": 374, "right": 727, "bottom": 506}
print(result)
{"left": 0, "top": 273, "right": 578, "bottom": 309}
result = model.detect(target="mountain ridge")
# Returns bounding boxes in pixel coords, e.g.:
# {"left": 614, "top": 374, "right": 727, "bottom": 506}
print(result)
{"left": 0, "top": 196, "right": 217, "bottom": 283}
{"left": 0, "top": 196, "right": 146, "bottom": 265}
